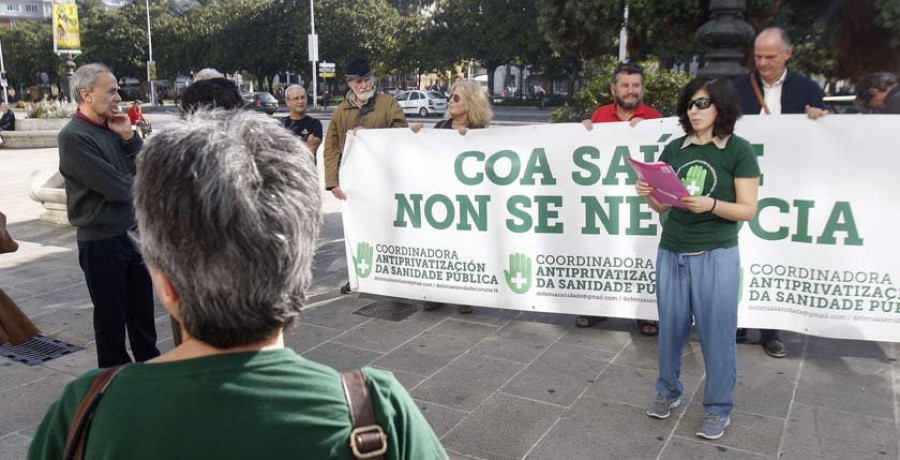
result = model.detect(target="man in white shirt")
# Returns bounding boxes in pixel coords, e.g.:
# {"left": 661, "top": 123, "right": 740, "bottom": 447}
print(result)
{"left": 733, "top": 27, "right": 828, "bottom": 119}
{"left": 731, "top": 27, "right": 830, "bottom": 359}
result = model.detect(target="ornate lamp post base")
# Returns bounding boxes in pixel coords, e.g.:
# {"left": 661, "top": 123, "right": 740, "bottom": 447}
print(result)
{"left": 697, "top": 0, "right": 756, "bottom": 78}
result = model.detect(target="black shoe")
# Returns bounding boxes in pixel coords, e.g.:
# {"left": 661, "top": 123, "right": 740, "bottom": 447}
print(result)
{"left": 762, "top": 337, "right": 787, "bottom": 358}
{"left": 340, "top": 282, "right": 352, "bottom": 295}
{"left": 736, "top": 328, "right": 748, "bottom": 343}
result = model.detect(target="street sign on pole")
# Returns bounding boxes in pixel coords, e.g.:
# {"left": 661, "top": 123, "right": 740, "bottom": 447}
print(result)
{"left": 308, "top": 34, "right": 319, "bottom": 62}
{"left": 319, "top": 62, "right": 335, "bottom": 73}
{"left": 318, "top": 72, "right": 335, "bottom": 78}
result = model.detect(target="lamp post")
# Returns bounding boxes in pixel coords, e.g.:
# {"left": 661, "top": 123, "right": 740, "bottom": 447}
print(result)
{"left": 697, "top": 0, "right": 755, "bottom": 78}
{"left": 309, "top": 0, "right": 318, "bottom": 110}
{"left": 618, "top": 2, "right": 629, "bottom": 62}
{"left": 0, "top": 36, "right": 7, "bottom": 104}
{"left": 145, "top": 0, "right": 155, "bottom": 104}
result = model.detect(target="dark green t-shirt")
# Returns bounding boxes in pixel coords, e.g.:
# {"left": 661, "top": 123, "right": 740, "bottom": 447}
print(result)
{"left": 658, "top": 134, "right": 760, "bottom": 253}
{"left": 28, "top": 349, "right": 447, "bottom": 460}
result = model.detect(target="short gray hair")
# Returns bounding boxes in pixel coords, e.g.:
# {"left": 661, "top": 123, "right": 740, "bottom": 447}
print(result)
{"left": 72, "top": 63, "right": 112, "bottom": 103}
{"left": 134, "top": 109, "right": 322, "bottom": 348}
{"left": 285, "top": 84, "right": 306, "bottom": 99}
{"left": 193, "top": 68, "right": 224, "bottom": 82}
{"left": 757, "top": 27, "right": 791, "bottom": 52}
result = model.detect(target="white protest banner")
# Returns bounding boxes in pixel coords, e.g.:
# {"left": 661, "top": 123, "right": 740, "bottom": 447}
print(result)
{"left": 340, "top": 115, "right": 900, "bottom": 342}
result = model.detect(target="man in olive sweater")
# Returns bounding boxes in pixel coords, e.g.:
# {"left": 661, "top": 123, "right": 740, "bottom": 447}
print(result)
{"left": 59, "top": 63, "right": 159, "bottom": 367}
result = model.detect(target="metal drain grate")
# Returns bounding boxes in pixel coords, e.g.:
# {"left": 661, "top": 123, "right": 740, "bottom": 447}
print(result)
{"left": 0, "top": 335, "right": 83, "bottom": 366}
{"left": 354, "top": 300, "right": 421, "bottom": 322}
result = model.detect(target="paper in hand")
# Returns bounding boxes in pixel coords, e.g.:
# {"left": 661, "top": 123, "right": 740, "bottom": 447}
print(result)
{"left": 627, "top": 157, "right": 690, "bottom": 209}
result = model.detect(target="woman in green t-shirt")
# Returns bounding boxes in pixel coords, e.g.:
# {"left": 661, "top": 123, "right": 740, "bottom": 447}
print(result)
{"left": 636, "top": 76, "right": 760, "bottom": 441}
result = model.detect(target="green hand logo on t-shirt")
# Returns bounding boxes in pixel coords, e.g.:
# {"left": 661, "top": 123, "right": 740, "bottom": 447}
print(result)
{"left": 682, "top": 164, "right": 708, "bottom": 196}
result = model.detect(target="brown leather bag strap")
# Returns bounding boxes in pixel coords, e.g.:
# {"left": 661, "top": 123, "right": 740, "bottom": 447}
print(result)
{"left": 750, "top": 74, "right": 771, "bottom": 115}
{"left": 341, "top": 369, "right": 387, "bottom": 460}
{"left": 64, "top": 366, "right": 124, "bottom": 460}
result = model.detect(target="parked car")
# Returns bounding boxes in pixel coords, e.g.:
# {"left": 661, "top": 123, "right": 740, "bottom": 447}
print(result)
{"left": 395, "top": 90, "right": 447, "bottom": 117}
{"left": 117, "top": 77, "right": 144, "bottom": 102}
{"left": 824, "top": 95, "right": 859, "bottom": 114}
{"left": 243, "top": 91, "right": 279, "bottom": 115}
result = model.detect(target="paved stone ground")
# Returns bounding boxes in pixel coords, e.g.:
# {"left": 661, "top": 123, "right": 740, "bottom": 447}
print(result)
{"left": 1, "top": 144, "right": 899, "bottom": 460}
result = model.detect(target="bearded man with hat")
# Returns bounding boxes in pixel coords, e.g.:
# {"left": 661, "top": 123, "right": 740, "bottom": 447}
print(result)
{"left": 324, "top": 57, "right": 407, "bottom": 294}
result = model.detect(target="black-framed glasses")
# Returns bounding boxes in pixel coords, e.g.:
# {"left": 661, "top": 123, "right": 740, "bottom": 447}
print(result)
{"left": 687, "top": 98, "right": 713, "bottom": 110}
{"left": 451, "top": 94, "right": 462, "bottom": 103}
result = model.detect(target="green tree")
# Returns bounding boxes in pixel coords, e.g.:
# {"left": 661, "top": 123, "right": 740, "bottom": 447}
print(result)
{"left": 388, "top": 0, "right": 435, "bottom": 15}
{"left": 549, "top": 55, "right": 692, "bottom": 122}
{"left": 316, "top": 0, "right": 403, "bottom": 79}
{"left": 0, "top": 21, "right": 59, "bottom": 96}
{"left": 430, "top": 0, "right": 548, "bottom": 97}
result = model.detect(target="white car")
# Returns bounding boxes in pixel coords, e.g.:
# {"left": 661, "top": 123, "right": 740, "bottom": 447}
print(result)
{"left": 395, "top": 90, "right": 448, "bottom": 117}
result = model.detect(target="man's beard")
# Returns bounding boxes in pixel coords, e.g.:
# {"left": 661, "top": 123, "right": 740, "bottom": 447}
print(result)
{"left": 355, "top": 89, "right": 376, "bottom": 103}
{"left": 615, "top": 94, "right": 641, "bottom": 110}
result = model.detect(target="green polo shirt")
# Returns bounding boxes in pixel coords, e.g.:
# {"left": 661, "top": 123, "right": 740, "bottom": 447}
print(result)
{"left": 658, "top": 134, "right": 760, "bottom": 253}
{"left": 28, "top": 349, "right": 447, "bottom": 460}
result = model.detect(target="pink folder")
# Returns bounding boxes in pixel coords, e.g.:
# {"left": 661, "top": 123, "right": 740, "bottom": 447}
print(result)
{"left": 627, "top": 158, "right": 690, "bottom": 209}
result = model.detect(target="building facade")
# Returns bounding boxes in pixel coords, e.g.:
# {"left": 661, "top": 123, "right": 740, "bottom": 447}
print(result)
{"left": 0, "top": 0, "right": 127, "bottom": 27}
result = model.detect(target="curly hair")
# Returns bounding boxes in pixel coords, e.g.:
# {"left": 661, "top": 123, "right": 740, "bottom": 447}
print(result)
{"left": 447, "top": 81, "right": 493, "bottom": 128}
{"left": 676, "top": 76, "right": 742, "bottom": 138}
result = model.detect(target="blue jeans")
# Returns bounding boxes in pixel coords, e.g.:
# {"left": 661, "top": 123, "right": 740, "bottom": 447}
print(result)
{"left": 655, "top": 246, "right": 739, "bottom": 417}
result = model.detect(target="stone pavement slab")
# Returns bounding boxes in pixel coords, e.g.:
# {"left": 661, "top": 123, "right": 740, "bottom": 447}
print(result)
{"left": 524, "top": 396, "right": 676, "bottom": 460}
{"left": 3, "top": 146, "right": 900, "bottom": 460}
{"left": 780, "top": 402, "right": 898, "bottom": 460}
{"left": 501, "top": 342, "right": 614, "bottom": 407}
{"left": 443, "top": 392, "right": 566, "bottom": 460}
{"left": 412, "top": 354, "right": 524, "bottom": 412}
{"left": 676, "top": 402, "right": 784, "bottom": 457}
{"left": 659, "top": 436, "right": 771, "bottom": 459}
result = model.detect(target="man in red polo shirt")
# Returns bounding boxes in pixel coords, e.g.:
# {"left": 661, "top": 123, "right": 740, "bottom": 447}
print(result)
{"left": 584, "top": 62, "right": 661, "bottom": 127}
{"left": 579, "top": 62, "right": 661, "bottom": 336}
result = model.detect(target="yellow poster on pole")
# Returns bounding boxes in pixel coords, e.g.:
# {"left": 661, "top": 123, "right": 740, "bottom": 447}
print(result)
{"left": 52, "top": 2, "right": 81, "bottom": 54}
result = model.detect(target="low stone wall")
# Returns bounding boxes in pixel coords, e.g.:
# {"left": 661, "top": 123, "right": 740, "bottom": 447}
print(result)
{"left": 1, "top": 118, "right": 69, "bottom": 149}
{"left": 15, "top": 118, "right": 69, "bottom": 131}
{"left": 1, "top": 130, "right": 60, "bottom": 149}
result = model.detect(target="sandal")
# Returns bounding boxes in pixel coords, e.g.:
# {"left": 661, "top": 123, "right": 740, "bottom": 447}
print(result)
{"left": 638, "top": 320, "right": 659, "bottom": 336}
{"left": 576, "top": 315, "right": 597, "bottom": 328}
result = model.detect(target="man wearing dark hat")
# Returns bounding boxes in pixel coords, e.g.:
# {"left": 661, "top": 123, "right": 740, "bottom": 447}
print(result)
{"left": 325, "top": 57, "right": 406, "bottom": 200}
{"left": 324, "top": 57, "right": 407, "bottom": 294}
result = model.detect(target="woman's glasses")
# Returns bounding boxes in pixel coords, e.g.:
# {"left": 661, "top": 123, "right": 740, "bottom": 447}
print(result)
{"left": 451, "top": 94, "right": 462, "bottom": 103}
{"left": 687, "top": 98, "right": 713, "bottom": 110}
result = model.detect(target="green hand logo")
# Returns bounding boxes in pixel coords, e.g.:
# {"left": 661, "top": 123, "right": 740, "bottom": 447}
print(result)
{"left": 354, "top": 242, "right": 374, "bottom": 278}
{"left": 503, "top": 253, "right": 532, "bottom": 294}
{"left": 682, "top": 164, "right": 708, "bottom": 196}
